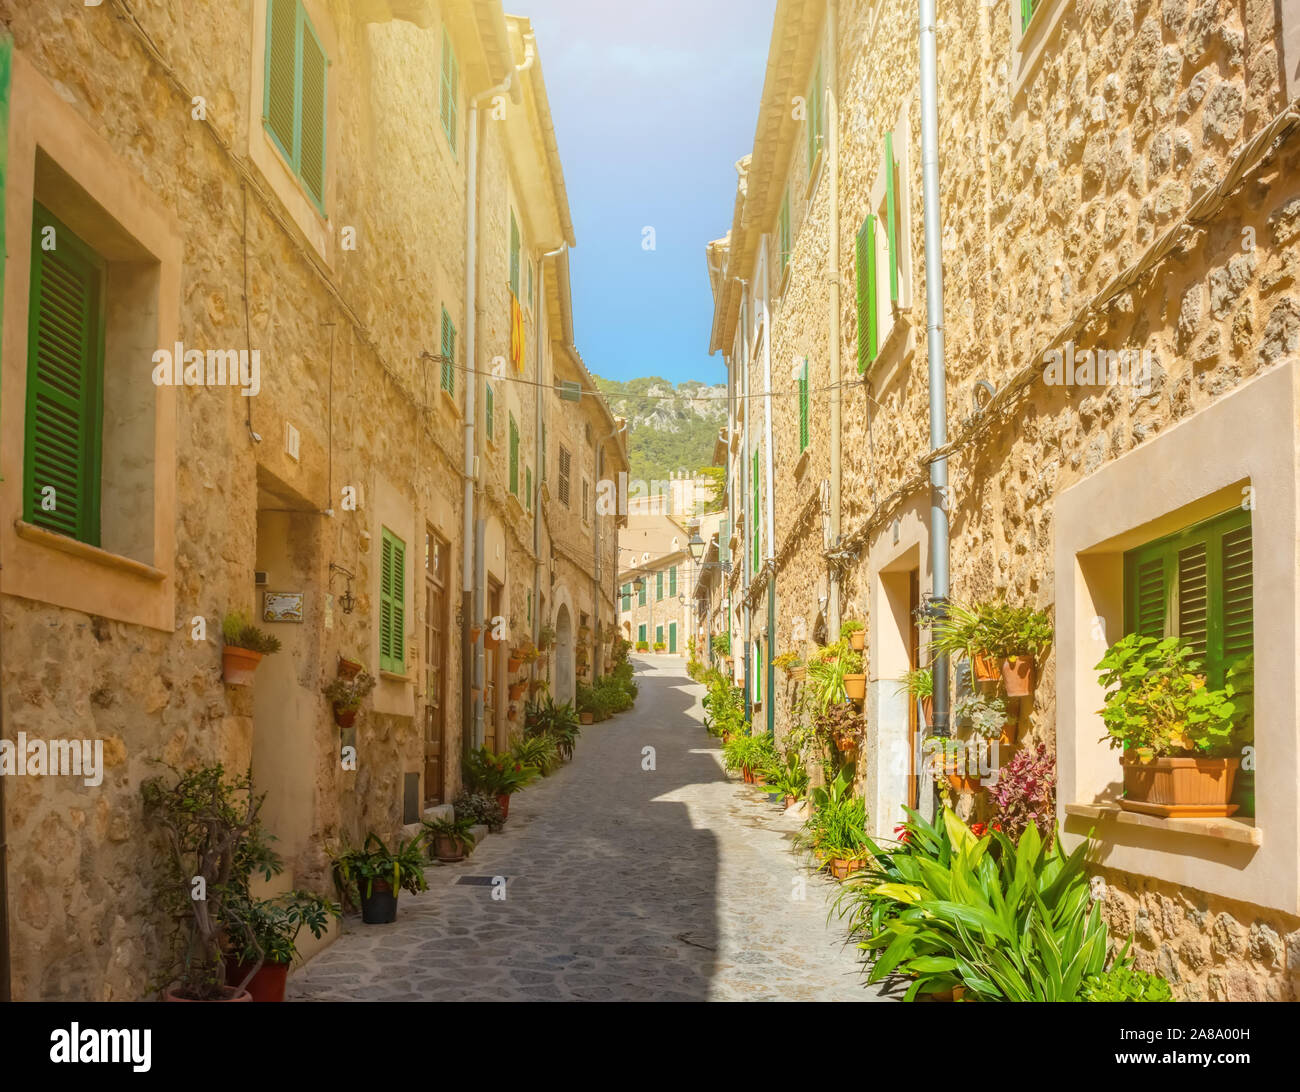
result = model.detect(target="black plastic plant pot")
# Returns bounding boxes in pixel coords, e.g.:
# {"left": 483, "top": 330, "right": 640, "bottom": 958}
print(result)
{"left": 360, "top": 880, "right": 398, "bottom": 924}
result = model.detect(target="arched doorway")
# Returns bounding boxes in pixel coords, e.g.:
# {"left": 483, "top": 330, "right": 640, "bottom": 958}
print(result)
{"left": 555, "top": 604, "right": 575, "bottom": 704}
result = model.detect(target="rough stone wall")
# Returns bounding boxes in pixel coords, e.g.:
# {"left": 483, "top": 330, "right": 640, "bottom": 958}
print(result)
{"left": 742, "top": 0, "right": 1300, "bottom": 1000}
{"left": 0, "top": 0, "right": 471, "bottom": 999}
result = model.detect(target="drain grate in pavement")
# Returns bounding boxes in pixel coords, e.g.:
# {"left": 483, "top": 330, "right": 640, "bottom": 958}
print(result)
{"left": 456, "top": 875, "right": 509, "bottom": 886}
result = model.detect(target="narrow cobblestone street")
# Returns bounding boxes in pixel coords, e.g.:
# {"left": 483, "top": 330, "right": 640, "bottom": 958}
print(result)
{"left": 289, "top": 656, "right": 884, "bottom": 1002}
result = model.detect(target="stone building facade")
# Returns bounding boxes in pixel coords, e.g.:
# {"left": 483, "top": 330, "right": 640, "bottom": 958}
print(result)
{"left": 708, "top": 0, "right": 1300, "bottom": 1000}
{"left": 0, "top": 0, "right": 623, "bottom": 1001}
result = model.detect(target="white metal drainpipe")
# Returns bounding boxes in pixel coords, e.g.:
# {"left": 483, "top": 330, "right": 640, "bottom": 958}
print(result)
{"left": 760, "top": 234, "right": 777, "bottom": 737}
{"left": 827, "top": 0, "right": 843, "bottom": 639}
{"left": 919, "top": 0, "right": 951, "bottom": 739}
{"left": 533, "top": 241, "right": 564, "bottom": 675}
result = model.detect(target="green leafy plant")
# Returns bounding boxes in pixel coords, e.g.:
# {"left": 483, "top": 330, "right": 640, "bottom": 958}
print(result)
{"left": 421, "top": 814, "right": 477, "bottom": 857}
{"left": 722, "top": 730, "right": 776, "bottom": 773}
{"left": 953, "top": 691, "right": 1010, "bottom": 739}
{"left": 1096, "top": 634, "right": 1239, "bottom": 757}
{"left": 322, "top": 670, "right": 377, "bottom": 711}
{"left": 226, "top": 889, "right": 339, "bottom": 968}
{"left": 525, "top": 696, "right": 583, "bottom": 760}
{"left": 979, "top": 602, "right": 1053, "bottom": 661}
{"left": 221, "top": 611, "right": 281, "bottom": 655}
{"left": 806, "top": 640, "right": 863, "bottom": 713}
{"left": 510, "top": 733, "right": 559, "bottom": 776}
{"left": 840, "top": 619, "right": 864, "bottom": 638}
{"left": 859, "top": 812, "right": 1111, "bottom": 1001}
{"left": 771, "top": 650, "right": 802, "bottom": 671}
{"left": 330, "top": 832, "right": 428, "bottom": 909}
{"left": 928, "top": 600, "right": 990, "bottom": 662}
{"left": 762, "top": 748, "right": 810, "bottom": 801}
{"left": 711, "top": 631, "right": 731, "bottom": 658}
{"left": 453, "top": 790, "right": 505, "bottom": 832}
{"left": 796, "top": 765, "right": 869, "bottom": 859}
{"left": 1079, "top": 957, "right": 1174, "bottom": 1002}
{"left": 462, "top": 745, "right": 540, "bottom": 796}
{"left": 896, "top": 668, "right": 933, "bottom": 700}
{"left": 536, "top": 623, "right": 556, "bottom": 650}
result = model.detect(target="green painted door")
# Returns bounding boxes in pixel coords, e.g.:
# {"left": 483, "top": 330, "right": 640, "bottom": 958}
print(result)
{"left": 668, "top": 623, "right": 677, "bottom": 653}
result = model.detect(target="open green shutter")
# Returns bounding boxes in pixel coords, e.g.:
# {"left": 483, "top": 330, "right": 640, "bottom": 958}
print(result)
{"left": 25, "top": 205, "right": 104, "bottom": 545}
{"left": 264, "top": 0, "right": 297, "bottom": 158}
{"left": 440, "top": 29, "right": 458, "bottom": 151}
{"left": 525, "top": 466, "right": 532, "bottom": 511}
{"left": 752, "top": 448, "right": 761, "bottom": 572}
{"left": 299, "top": 15, "right": 327, "bottom": 208}
{"left": 670, "top": 566, "right": 677, "bottom": 597}
{"left": 484, "top": 383, "right": 493, "bottom": 437}
{"left": 1128, "top": 551, "right": 1168, "bottom": 639}
{"left": 379, "top": 531, "right": 395, "bottom": 671}
{"left": 509, "top": 414, "right": 519, "bottom": 495}
{"left": 440, "top": 309, "right": 455, "bottom": 396}
{"left": 1220, "top": 520, "right": 1253, "bottom": 668}
{"left": 855, "top": 216, "right": 877, "bottom": 373}
{"left": 656, "top": 570, "right": 663, "bottom": 600}
{"left": 885, "top": 132, "right": 898, "bottom": 303}
{"left": 391, "top": 535, "right": 405, "bottom": 671}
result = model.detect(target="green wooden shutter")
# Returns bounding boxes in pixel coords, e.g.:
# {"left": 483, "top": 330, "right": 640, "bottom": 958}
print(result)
{"left": 779, "top": 191, "right": 791, "bottom": 276}
{"left": 855, "top": 215, "right": 877, "bottom": 373}
{"left": 509, "top": 211, "right": 520, "bottom": 297}
{"left": 884, "top": 132, "right": 898, "bottom": 303}
{"left": 484, "top": 383, "right": 493, "bottom": 438}
{"left": 24, "top": 205, "right": 105, "bottom": 544}
{"left": 719, "top": 518, "right": 730, "bottom": 565}
{"left": 264, "top": 0, "right": 297, "bottom": 160}
{"left": 380, "top": 529, "right": 406, "bottom": 673}
{"left": 298, "top": 16, "right": 327, "bottom": 208}
{"left": 655, "top": 625, "right": 663, "bottom": 646}
{"left": 752, "top": 448, "right": 761, "bottom": 572}
{"left": 669, "top": 565, "right": 677, "bottom": 597}
{"left": 440, "top": 308, "right": 455, "bottom": 396}
{"left": 798, "top": 357, "right": 810, "bottom": 451}
{"left": 440, "top": 28, "right": 459, "bottom": 152}
{"left": 807, "top": 58, "right": 823, "bottom": 169}
{"left": 639, "top": 582, "right": 646, "bottom": 607}
{"left": 509, "top": 413, "right": 519, "bottom": 495}
{"left": 656, "top": 570, "right": 663, "bottom": 600}
{"left": 638, "top": 623, "right": 646, "bottom": 644}
{"left": 622, "top": 584, "right": 631, "bottom": 611}
{"left": 1127, "top": 552, "right": 1168, "bottom": 639}
{"left": 1021, "top": 0, "right": 1038, "bottom": 32}
{"left": 669, "top": 623, "right": 677, "bottom": 653}
{"left": 755, "top": 640, "right": 762, "bottom": 701}
{"left": 1220, "top": 520, "right": 1253, "bottom": 668}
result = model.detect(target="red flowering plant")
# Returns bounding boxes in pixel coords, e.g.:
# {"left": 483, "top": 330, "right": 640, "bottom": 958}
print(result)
{"left": 462, "top": 746, "right": 539, "bottom": 797}
{"left": 988, "top": 743, "right": 1055, "bottom": 843}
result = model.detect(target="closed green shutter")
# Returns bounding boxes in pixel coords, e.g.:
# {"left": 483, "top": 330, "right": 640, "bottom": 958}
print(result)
{"left": 638, "top": 623, "right": 646, "bottom": 644}
{"left": 669, "top": 565, "right": 677, "bottom": 597}
{"left": 509, "top": 211, "right": 520, "bottom": 297}
{"left": 755, "top": 640, "right": 762, "bottom": 702}
{"left": 656, "top": 570, "right": 663, "bottom": 601}
{"left": 484, "top": 383, "right": 493, "bottom": 438}
{"left": 638, "top": 582, "right": 646, "bottom": 607}
{"left": 440, "top": 308, "right": 455, "bottom": 396}
{"left": 778, "top": 191, "right": 791, "bottom": 276}
{"left": 1021, "top": 0, "right": 1038, "bottom": 32}
{"left": 655, "top": 625, "right": 663, "bottom": 647}
{"left": 299, "top": 18, "right": 327, "bottom": 207}
{"left": 669, "top": 623, "right": 677, "bottom": 653}
{"left": 439, "top": 27, "right": 459, "bottom": 152}
{"left": 855, "top": 215, "right": 877, "bottom": 373}
{"left": 24, "top": 205, "right": 105, "bottom": 544}
{"left": 621, "top": 584, "right": 631, "bottom": 611}
{"left": 807, "top": 57, "right": 824, "bottom": 170}
{"left": 719, "top": 518, "right": 730, "bottom": 565}
{"left": 509, "top": 413, "right": 519, "bottom": 495}
{"left": 264, "top": 0, "right": 297, "bottom": 160}
{"left": 525, "top": 466, "right": 532, "bottom": 512}
{"left": 1123, "top": 508, "right": 1253, "bottom": 686}
{"left": 798, "top": 357, "right": 809, "bottom": 451}
{"left": 380, "top": 529, "right": 406, "bottom": 674}
{"left": 884, "top": 132, "right": 898, "bottom": 303}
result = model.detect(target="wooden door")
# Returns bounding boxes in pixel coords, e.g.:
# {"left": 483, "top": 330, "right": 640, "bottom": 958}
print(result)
{"left": 424, "top": 530, "right": 447, "bottom": 805}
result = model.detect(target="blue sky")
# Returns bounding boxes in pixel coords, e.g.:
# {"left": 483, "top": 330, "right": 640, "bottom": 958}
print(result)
{"left": 522, "top": 0, "right": 777, "bottom": 386}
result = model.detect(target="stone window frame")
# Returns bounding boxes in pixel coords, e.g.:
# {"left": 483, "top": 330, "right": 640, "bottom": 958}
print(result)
{"left": 0, "top": 52, "right": 179, "bottom": 632}
{"left": 1010, "top": 0, "right": 1071, "bottom": 103}
{"left": 1053, "top": 360, "right": 1299, "bottom": 915}
{"left": 249, "top": 0, "right": 338, "bottom": 264}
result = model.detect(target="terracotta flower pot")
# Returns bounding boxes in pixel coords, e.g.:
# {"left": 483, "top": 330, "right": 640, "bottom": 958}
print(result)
{"left": 496, "top": 793, "right": 511, "bottom": 820}
{"left": 783, "top": 794, "right": 797, "bottom": 809}
{"left": 484, "top": 633, "right": 501, "bottom": 651}
{"left": 753, "top": 771, "right": 768, "bottom": 786}
{"left": 164, "top": 984, "right": 252, "bottom": 1002}
{"left": 580, "top": 712, "right": 593, "bottom": 725}
{"left": 999, "top": 718, "right": 1019, "bottom": 746}
{"left": 508, "top": 683, "right": 526, "bottom": 700}
{"left": 337, "top": 656, "right": 363, "bottom": 680}
{"left": 741, "top": 765, "right": 755, "bottom": 784}
{"left": 333, "top": 705, "right": 359, "bottom": 728}
{"left": 849, "top": 631, "right": 865, "bottom": 651}
{"left": 1121, "top": 755, "right": 1241, "bottom": 816}
{"left": 828, "top": 857, "right": 866, "bottom": 880}
{"left": 507, "top": 657, "right": 523, "bottom": 674}
{"left": 947, "top": 773, "right": 984, "bottom": 793}
{"left": 971, "top": 652, "right": 1001, "bottom": 683}
{"left": 843, "top": 674, "right": 866, "bottom": 702}
{"left": 222, "top": 646, "right": 263, "bottom": 687}
{"left": 432, "top": 834, "right": 466, "bottom": 862}
{"left": 921, "top": 695, "right": 934, "bottom": 727}
{"left": 227, "top": 959, "right": 289, "bottom": 1002}
{"left": 1002, "top": 656, "right": 1035, "bottom": 697}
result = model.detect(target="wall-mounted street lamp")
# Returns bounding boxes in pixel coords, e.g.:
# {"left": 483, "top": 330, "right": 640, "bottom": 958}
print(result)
{"left": 688, "top": 529, "right": 706, "bottom": 563}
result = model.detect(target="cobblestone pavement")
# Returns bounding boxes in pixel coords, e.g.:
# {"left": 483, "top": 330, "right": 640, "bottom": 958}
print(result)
{"left": 289, "top": 656, "right": 888, "bottom": 1001}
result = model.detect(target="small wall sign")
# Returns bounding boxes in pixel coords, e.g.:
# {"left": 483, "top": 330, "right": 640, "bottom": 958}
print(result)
{"left": 263, "top": 591, "right": 304, "bottom": 623}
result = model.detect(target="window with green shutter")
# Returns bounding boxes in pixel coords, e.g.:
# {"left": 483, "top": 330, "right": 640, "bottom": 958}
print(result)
{"left": 807, "top": 56, "right": 824, "bottom": 171}
{"left": 755, "top": 639, "right": 762, "bottom": 702}
{"left": 669, "top": 565, "right": 677, "bottom": 597}
{"left": 621, "top": 584, "right": 631, "bottom": 611}
{"left": 638, "top": 623, "right": 646, "bottom": 644}
{"left": 24, "top": 204, "right": 105, "bottom": 545}
{"left": 1021, "top": 0, "right": 1040, "bottom": 32}
{"left": 379, "top": 528, "right": 406, "bottom": 674}
{"left": 439, "top": 26, "right": 459, "bottom": 154}
{"left": 798, "top": 357, "right": 810, "bottom": 451}
{"left": 509, "top": 413, "right": 519, "bottom": 496}
{"left": 778, "top": 189, "right": 791, "bottom": 278}
{"left": 1123, "top": 507, "right": 1253, "bottom": 687}
{"left": 655, "top": 625, "right": 663, "bottom": 647}
{"left": 855, "top": 215, "right": 877, "bottom": 373}
{"left": 669, "top": 623, "right": 677, "bottom": 653}
{"left": 656, "top": 570, "right": 663, "bottom": 601}
{"left": 484, "top": 383, "right": 494, "bottom": 439}
{"left": 638, "top": 581, "right": 647, "bottom": 607}
{"left": 264, "top": 0, "right": 328, "bottom": 213}
{"left": 440, "top": 308, "right": 456, "bottom": 397}
{"left": 509, "top": 210, "right": 521, "bottom": 297}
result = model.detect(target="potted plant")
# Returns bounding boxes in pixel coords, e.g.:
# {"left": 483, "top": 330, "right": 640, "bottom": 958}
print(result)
{"left": 1097, "top": 634, "right": 1245, "bottom": 816}
{"left": 954, "top": 691, "right": 1016, "bottom": 745}
{"left": 764, "top": 748, "right": 810, "bottom": 809}
{"left": 453, "top": 789, "right": 506, "bottom": 833}
{"left": 141, "top": 763, "right": 273, "bottom": 1001}
{"left": 331, "top": 833, "right": 429, "bottom": 924}
{"left": 225, "top": 889, "right": 339, "bottom": 1002}
{"left": 484, "top": 623, "right": 502, "bottom": 652}
{"left": 841, "top": 619, "right": 865, "bottom": 651}
{"left": 816, "top": 701, "right": 863, "bottom": 756}
{"left": 897, "top": 668, "right": 934, "bottom": 726}
{"left": 537, "top": 623, "right": 556, "bottom": 651}
{"left": 931, "top": 600, "right": 1000, "bottom": 682}
{"left": 772, "top": 650, "right": 804, "bottom": 680}
{"left": 508, "top": 681, "right": 527, "bottom": 701}
{"left": 462, "top": 745, "right": 539, "bottom": 820}
{"left": 981, "top": 602, "right": 1053, "bottom": 696}
{"left": 422, "top": 814, "right": 478, "bottom": 862}
{"left": 221, "top": 611, "right": 281, "bottom": 687}
{"left": 636, "top": 640, "right": 649, "bottom": 652}
{"left": 796, "top": 767, "right": 869, "bottom": 878}
{"left": 337, "top": 654, "right": 364, "bottom": 679}
{"left": 322, "top": 670, "right": 377, "bottom": 728}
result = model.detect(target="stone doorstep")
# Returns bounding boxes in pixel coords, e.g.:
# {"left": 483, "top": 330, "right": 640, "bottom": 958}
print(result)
{"left": 401, "top": 804, "right": 455, "bottom": 843}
